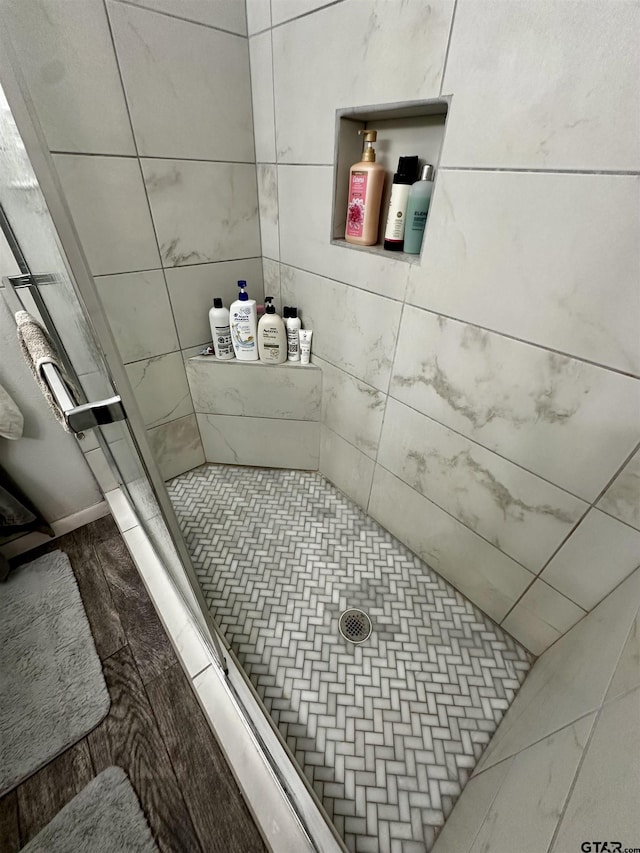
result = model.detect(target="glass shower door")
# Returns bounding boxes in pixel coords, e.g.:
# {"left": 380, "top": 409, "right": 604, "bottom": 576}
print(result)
{"left": 0, "top": 80, "right": 226, "bottom": 670}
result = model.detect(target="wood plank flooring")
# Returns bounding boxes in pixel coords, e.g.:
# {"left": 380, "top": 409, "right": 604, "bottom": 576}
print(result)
{"left": 0, "top": 517, "right": 267, "bottom": 853}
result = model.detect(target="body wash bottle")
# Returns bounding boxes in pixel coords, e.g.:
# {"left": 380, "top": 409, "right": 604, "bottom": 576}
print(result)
{"left": 345, "top": 130, "right": 385, "bottom": 246}
{"left": 230, "top": 280, "right": 258, "bottom": 361}
{"left": 383, "top": 156, "right": 419, "bottom": 251}
{"left": 209, "top": 298, "right": 234, "bottom": 360}
{"left": 403, "top": 164, "right": 435, "bottom": 255}
{"left": 258, "top": 297, "right": 287, "bottom": 363}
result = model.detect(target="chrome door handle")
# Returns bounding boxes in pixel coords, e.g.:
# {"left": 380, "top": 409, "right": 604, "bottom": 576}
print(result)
{"left": 41, "top": 361, "right": 126, "bottom": 434}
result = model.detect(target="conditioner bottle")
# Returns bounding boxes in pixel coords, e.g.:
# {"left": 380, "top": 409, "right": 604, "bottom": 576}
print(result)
{"left": 403, "top": 164, "right": 435, "bottom": 255}
{"left": 209, "top": 298, "right": 235, "bottom": 360}
{"left": 345, "top": 130, "right": 385, "bottom": 246}
{"left": 383, "top": 156, "right": 419, "bottom": 251}
{"left": 258, "top": 297, "right": 287, "bottom": 363}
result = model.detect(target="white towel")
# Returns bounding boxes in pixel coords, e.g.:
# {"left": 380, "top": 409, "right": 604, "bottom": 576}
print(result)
{"left": 0, "top": 382, "right": 23, "bottom": 441}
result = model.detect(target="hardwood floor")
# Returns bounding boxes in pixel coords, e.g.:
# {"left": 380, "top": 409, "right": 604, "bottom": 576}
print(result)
{"left": 0, "top": 516, "right": 267, "bottom": 853}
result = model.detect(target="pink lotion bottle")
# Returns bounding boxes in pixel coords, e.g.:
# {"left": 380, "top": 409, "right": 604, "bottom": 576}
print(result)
{"left": 345, "top": 130, "right": 385, "bottom": 246}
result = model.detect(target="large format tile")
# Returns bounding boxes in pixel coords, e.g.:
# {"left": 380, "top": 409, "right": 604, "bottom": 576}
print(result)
{"left": 165, "top": 258, "right": 263, "bottom": 348}
{"left": 368, "top": 467, "right": 534, "bottom": 623}
{"left": 246, "top": 0, "right": 270, "bottom": 34}
{"left": 115, "top": 0, "right": 247, "bottom": 34}
{"left": 441, "top": 0, "right": 640, "bottom": 170}
{"left": 197, "top": 414, "right": 319, "bottom": 469}
{"left": 279, "top": 265, "right": 402, "bottom": 392}
{"left": 278, "top": 165, "right": 410, "bottom": 301}
{"left": 475, "top": 568, "right": 640, "bottom": 772}
{"left": 271, "top": 0, "right": 336, "bottom": 26}
{"left": 406, "top": 171, "right": 640, "bottom": 376}
{"left": 142, "top": 159, "right": 260, "bottom": 267}
{"left": 147, "top": 413, "right": 204, "bottom": 480}
{"left": 3, "top": 0, "right": 134, "bottom": 154}
{"left": 186, "top": 357, "right": 321, "bottom": 420}
{"left": 257, "top": 164, "right": 279, "bottom": 260}
{"left": 541, "top": 509, "right": 640, "bottom": 611}
{"left": 552, "top": 689, "right": 640, "bottom": 853}
{"left": 315, "top": 357, "right": 386, "bottom": 459}
{"left": 501, "top": 581, "right": 586, "bottom": 656}
{"left": 53, "top": 154, "right": 160, "bottom": 276}
{"left": 95, "top": 270, "right": 179, "bottom": 362}
{"left": 390, "top": 307, "right": 640, "bottom": 501}
{"left": 318, "top": 426, "right": 375, "bottom": 511}
{"left": 378, "top": 398, "right": 587, "bottom": 571}
{"left": 109, "top": 2, "right": 253, "bottom": 160}
{"left": 597, "top": 447, "right": 640, "bottom": 531}
{"left": 272, "top": 0, "right": 454, "bottom": 163}
{"left": 249, "top": 32, "right": 276, "bottom": 161}
{"left": 125, "top": 352, "right": 193, "bottom": 429}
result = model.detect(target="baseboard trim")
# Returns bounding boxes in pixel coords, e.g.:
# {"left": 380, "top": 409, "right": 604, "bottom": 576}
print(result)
{"left": 0, "top": 501, "right": 110, "bottom": 558}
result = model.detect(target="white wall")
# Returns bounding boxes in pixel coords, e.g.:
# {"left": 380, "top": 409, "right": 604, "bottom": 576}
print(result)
{"left": 247, "top": 0, "right": 640, "bottom": 653}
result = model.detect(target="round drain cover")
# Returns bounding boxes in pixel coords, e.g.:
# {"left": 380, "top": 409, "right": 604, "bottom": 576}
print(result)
{"left": 339, "top": 608, "right": 372, "bottom": 644}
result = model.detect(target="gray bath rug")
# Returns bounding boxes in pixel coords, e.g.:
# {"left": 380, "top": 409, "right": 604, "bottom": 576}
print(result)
{"left": 21, "top": 766, "right": 158, "bottom": 852}
{"left": 0, "top": 550, "right": 110, "bottom": 796}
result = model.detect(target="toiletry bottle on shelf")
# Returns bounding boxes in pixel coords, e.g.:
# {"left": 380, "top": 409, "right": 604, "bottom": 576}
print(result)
{"left": 345, "top": 129, "right": 385, "bottom": 246}
{"left": 209, "top": 298, "right": 235, "bottom": 360}
{"left": 383, "top": 156, "right": 419, "bottom": 251}
{"left": 258, "top": 297, "right": 287, "bottom": 363}
{"left": 286, "top": 306, "right": 301, "bottom": 362}
{"left": 230, "top": 280, "right": 258, "bottom": 361}
{"left": 404, "top": 164, "right": 435, "bottom": 255}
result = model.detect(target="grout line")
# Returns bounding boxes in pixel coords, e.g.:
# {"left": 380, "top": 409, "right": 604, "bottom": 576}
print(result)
{"left": 438, "top": 0, "right": 458, "bottom": 97}
{"left": 442, "top": 165, "right": 640, "bottom": 176}
{"left": 110, "top": 0, "right": 249, "bottom": 39}
{"left": 93, "top": 256, "right": 262, "bottom": 279}
{"left": 269, "top": 0, "right": 347, "bottom": 31}
{"left": 50, "top": 150, "right": 258, "bottom": 165}
{"left": 588, "top": 439, "right": 640, "bottom": 510}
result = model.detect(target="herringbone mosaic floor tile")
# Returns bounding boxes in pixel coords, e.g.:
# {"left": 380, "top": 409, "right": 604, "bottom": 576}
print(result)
{"left": 168, "top": 464, "right": 532, "bottom": 853}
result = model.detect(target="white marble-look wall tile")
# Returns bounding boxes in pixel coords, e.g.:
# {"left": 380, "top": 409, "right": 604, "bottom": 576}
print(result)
{"left": 198, "top": 413, "right": 319, "bottom": 469}
{"left": 278, "top": 165, "right": 410, "bottom": 301}
{"left": 262, "top": 258, "right": 281, "bottom": 310}
{"left": 94, "top": 270, "right": 179, "bottom": 362}
{"left": 115, "top": 0, "right": 247, "bottom": 34}
{"left": 314, "top": 357, "right": 386, "bottom": 460}
{"left": 597, "top": 448, "right": 640, "bottom": 531}
{"left": 186, "top": 357, "right": 321, "bottom": 420}
{"left": 125, "top": 352, "right": 193, "bottom": 429}
{"left": 165, "top": 258, "right": 263, "bottom": 348}
{"left": 469, "top": 717, "right": 593, "bottom": 853}
{"left": 271, "top": 0, "right": 337, "bottom": 27}
{"left": 606, "top": 609, "right": 640, "bottom": 703}
{"left": 390, "top": 307, "right": 640, "bottom": 501}
{"left": 249, "top": 32, "right": 276, "bottom": 162}
{"left": 141, "top": 159, "right": 260, "bottom": 266}
{"left": 475, "top": 568, "right": 640, "bottom": 772}
{"left": 441, "top": 1, "right": 640, "bottom": 171}
{"left": 53, "top": 154, "right": 160, "bottom": 276}
{"left": 147, "top": 412, "right": 204, "bottom": 480}
{"left": 551, "top": 689, "right": 640, "bottom": 853}
{"left": 378, "top": 398, "right": 588, "bottom": 572}
{"left": 279, "top": 265, "right": 402, "bottom": 392}
{"left": 257, "top": 164, "right": 279, "bottom": 259}
{"left": 541, "top": 509, "right": 640, "bottom": 611}
{"left": 319, "top": 426, "right": 375, "bottom": 511}
{"left": 108, "top": 2, "right": 253, "bottom": 161}
{"left": 272, "top": 0, "right": 454, "bottom": 163}
{"left": 246, "top": 0, "right": 270, "bottom": 34}
{"left": 3, "top": 0, "right": 135, "bottom": 155}
{"left": 502, "top": 581, "right": 586, "bottom": 656}
{"left": 406, "top": 171, "right": 640, "bottom": 376}
{"left": 368, "top": 467, "right": 534, "bottom": 623}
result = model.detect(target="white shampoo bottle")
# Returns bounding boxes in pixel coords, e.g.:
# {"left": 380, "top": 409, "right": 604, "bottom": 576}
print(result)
{"left": 258, "top": 297, "right": 287, "bottom": 363}
{"left": 230, "top": 280, "right": 258, "bottom": 361}
{"left": 209, "top": 297, "right": 235, "bottom": 360}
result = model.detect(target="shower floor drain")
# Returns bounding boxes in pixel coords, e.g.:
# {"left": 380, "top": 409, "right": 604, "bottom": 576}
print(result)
{"left": 339, "top": 608, "right": 372, "bottom": 644}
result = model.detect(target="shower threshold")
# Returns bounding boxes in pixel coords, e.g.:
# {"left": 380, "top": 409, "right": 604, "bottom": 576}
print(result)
{"left": 169, "top": 465, "right": 532, "bottom": 853}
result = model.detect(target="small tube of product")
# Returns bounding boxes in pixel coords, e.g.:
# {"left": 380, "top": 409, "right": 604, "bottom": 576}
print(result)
{"left": 299, "top": 329, "right": 312, "bottom": 365}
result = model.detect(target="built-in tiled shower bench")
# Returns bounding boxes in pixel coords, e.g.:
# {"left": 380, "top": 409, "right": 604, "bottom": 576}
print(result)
{"left": 186, "top": 357, "right": 322, "bottom": 469}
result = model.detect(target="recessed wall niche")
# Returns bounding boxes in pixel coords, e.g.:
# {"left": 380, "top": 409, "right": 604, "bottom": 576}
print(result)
{"left": 331, "top": 99, "right": 449, "bottom": 263}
